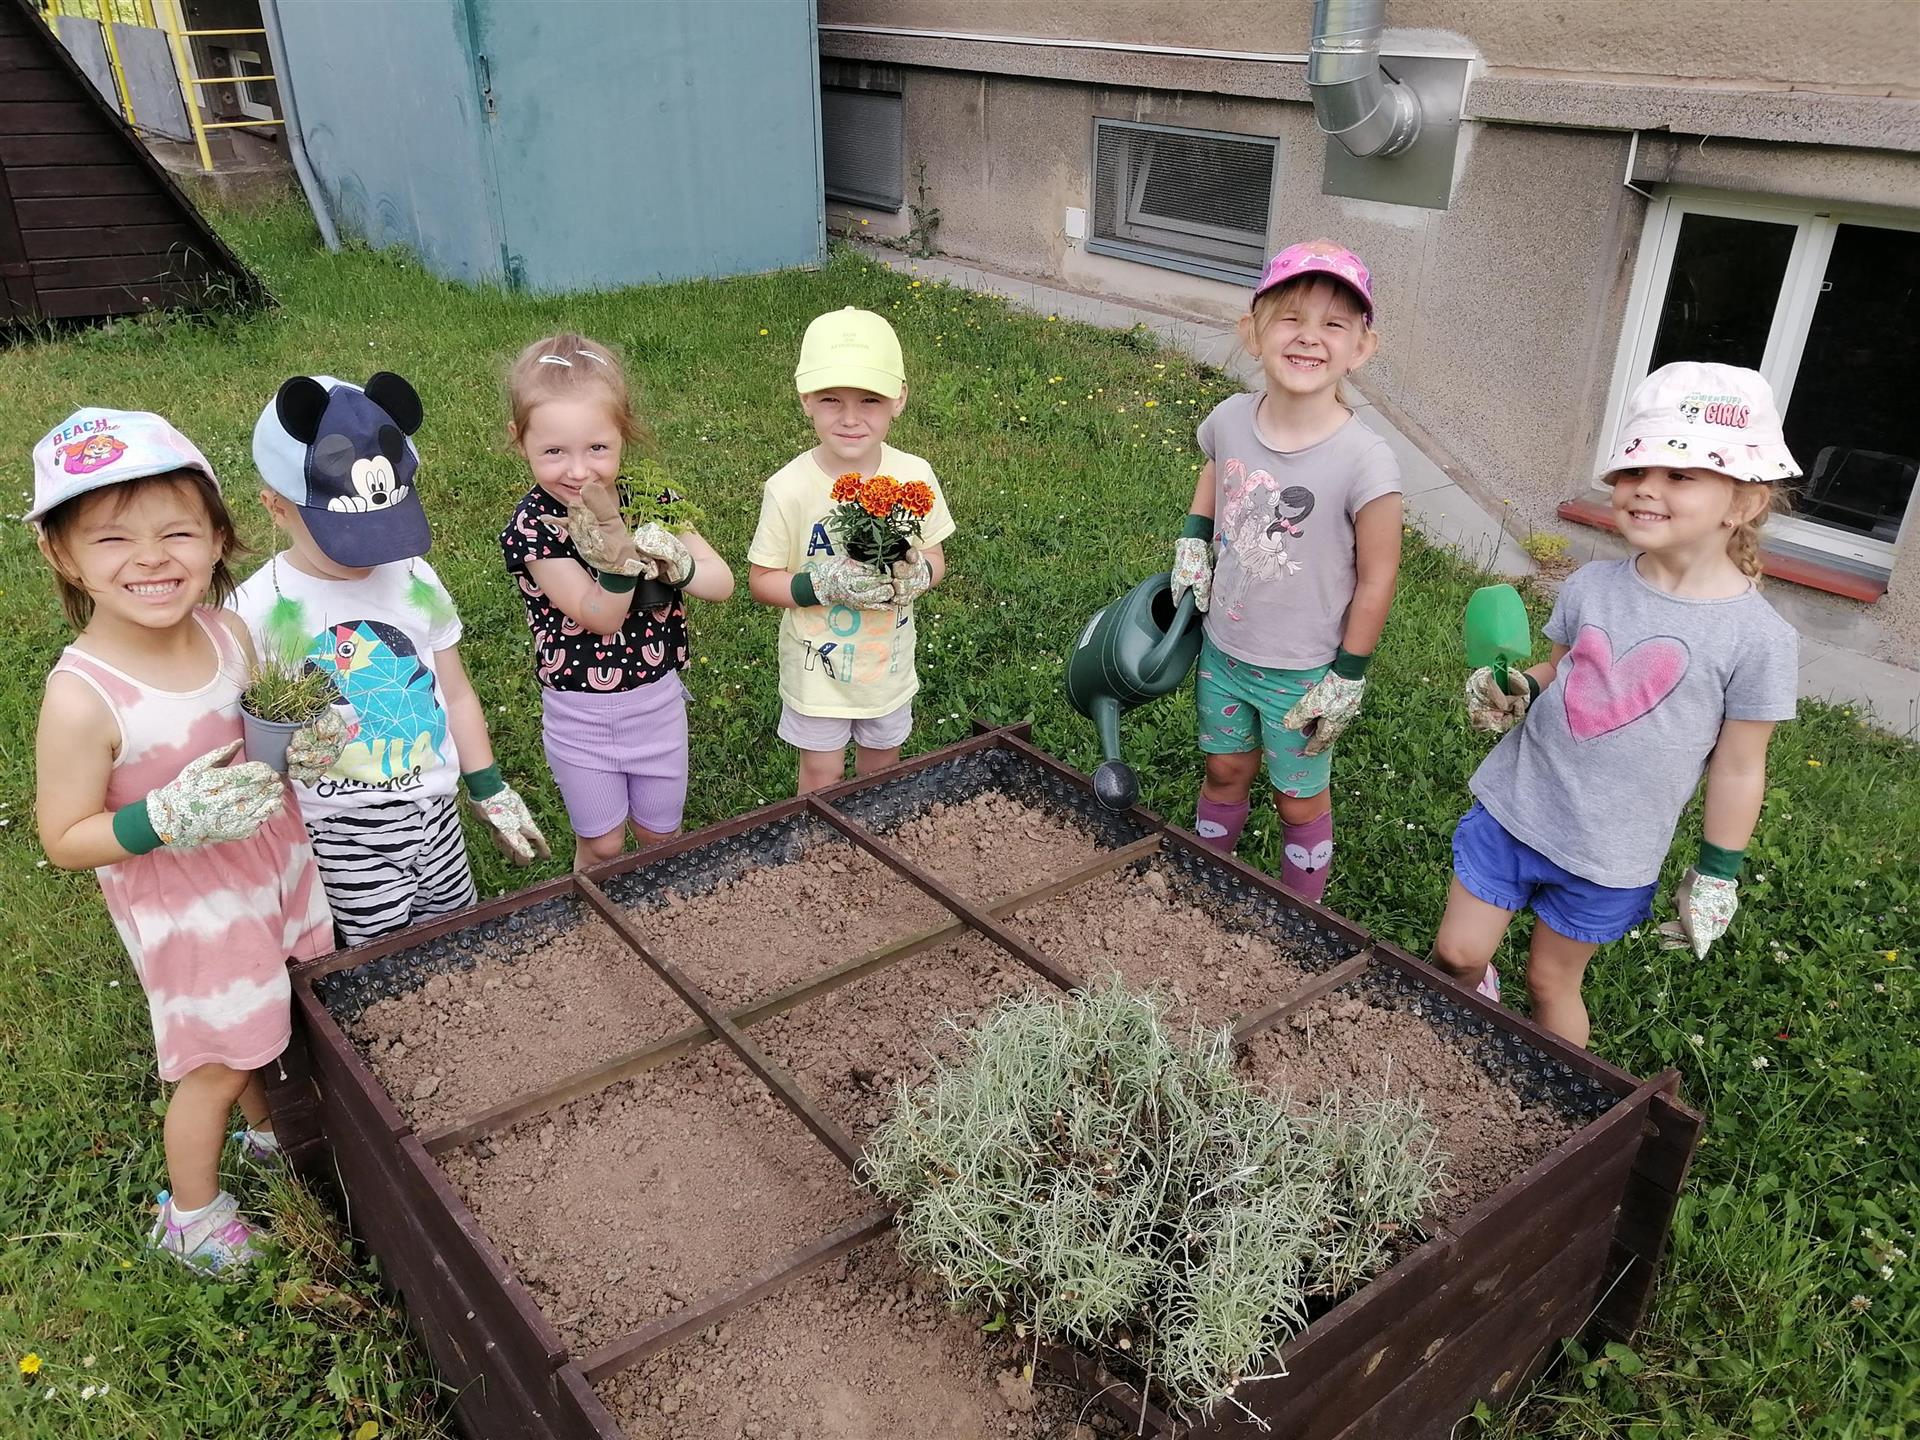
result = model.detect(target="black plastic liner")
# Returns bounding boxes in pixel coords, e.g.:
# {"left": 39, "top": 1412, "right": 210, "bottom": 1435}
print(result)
{"left": 834, "top": 744, "right": 1154, "bottom": 850}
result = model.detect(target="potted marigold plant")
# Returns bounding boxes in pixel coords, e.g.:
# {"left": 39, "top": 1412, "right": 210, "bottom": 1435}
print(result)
{"left": 828, "top": 471, "right": 934, "bottom": 566}
{"left": 240, "top": 641, "right": 337, "bottom": 774}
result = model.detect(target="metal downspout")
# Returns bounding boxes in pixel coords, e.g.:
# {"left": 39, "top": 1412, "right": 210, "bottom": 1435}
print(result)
{"left": 1307, "top": 0, "right": 1422, "bottom": 158}
{"left": 256, "top": 0, "right": 338, "bottom": 250}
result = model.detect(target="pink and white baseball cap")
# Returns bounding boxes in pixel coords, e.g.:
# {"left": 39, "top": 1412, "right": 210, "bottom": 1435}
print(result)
{"left": 1598, "top": 362, "right": 1802, "bottom": 484}
{"left": 27, "top": 408, "right": 219, "bottom": 528}
{"left": 1251, "top": 239, "right": 1375, "bottom": 322}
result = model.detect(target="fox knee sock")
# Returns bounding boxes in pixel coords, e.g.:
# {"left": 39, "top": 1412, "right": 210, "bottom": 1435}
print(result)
{"left": 1281, "top": 810, "right": 1334, "bottom": 901}
{"left": 1194, "top": 795, "right": 1250, "bottom": 852}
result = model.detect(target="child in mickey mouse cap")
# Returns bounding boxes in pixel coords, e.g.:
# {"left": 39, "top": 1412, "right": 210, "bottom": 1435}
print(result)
{"left": 231, "top": 373, "right": 549, "bottom": 947}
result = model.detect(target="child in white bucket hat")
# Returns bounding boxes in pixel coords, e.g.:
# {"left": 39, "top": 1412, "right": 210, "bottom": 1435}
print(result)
{"left": 1430, "top": 362, "right": 1800, "bottom": 1045}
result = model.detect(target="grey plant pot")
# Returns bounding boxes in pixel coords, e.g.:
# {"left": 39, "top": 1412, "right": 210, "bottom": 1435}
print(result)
{"left": 241, "top": 708, "right": 306, "bottom": 775}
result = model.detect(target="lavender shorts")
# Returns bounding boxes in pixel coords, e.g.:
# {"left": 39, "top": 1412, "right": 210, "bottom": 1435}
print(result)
{"left": 776, "top": 700, "right": 912, "bottom": 754}
{"left": 541, "top": 673, "right": 689, "bottom": 839}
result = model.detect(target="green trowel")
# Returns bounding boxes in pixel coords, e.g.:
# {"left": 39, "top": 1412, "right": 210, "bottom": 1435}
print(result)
{"left": 1464, "top": 584, "right": 1531, "bottom": 690}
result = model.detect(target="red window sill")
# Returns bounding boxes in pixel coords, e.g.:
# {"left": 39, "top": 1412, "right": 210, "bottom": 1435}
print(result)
{"left": 1557, "top": 498, "right": 1889, "bottom": 603}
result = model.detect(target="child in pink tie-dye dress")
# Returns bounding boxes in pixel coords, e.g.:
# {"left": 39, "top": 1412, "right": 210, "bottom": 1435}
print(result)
{"left": 30, "top": 410, "right": 338, "bottom": 1275}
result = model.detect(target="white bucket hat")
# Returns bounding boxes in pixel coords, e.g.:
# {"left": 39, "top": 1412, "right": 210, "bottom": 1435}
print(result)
{"left": 1599, "top": 361, "right": 1802, "bottom": 484}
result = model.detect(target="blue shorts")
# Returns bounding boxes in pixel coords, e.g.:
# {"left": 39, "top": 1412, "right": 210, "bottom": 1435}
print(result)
{"left": 1451, "top": 801, "right": 1655, "bottom": 945}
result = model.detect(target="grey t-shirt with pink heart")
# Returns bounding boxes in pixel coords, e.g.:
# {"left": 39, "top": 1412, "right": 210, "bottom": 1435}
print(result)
{"left": 1469, "top": 557, "right": 1798, "bottom": 889}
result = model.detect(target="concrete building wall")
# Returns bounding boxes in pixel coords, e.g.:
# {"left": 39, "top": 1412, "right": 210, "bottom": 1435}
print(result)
{"left": 819, "top": 0, "right": 1920, "bottom": 90}
{"left": 825, "top": 59, "right": 1920, "bottom": 663}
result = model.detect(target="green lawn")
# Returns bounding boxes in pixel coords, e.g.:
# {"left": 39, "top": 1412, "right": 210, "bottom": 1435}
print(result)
{"left": 1, "top": 204, "right": 1914, "bottom": 1439}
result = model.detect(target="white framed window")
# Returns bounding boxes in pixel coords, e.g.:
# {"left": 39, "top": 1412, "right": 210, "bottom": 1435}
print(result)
{"left": 1089, "top": 119, "right": 1277, "bottom": 285}
{"left": 208, "top": 45, "right": 275, "bottom": 123}
{"left": 1602, "top": 191, "right": 1920, "bottom": 569}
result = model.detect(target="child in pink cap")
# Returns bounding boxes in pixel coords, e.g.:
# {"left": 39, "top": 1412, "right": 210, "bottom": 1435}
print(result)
{"left": 1433, "top": 362, "right": 1800, "bottom": 1044}
{"left": 29, "top": 409, "right": 340, "bottom": 1275}
{"left": 1170, "top": 240, "right": 1403, "bottom": 904}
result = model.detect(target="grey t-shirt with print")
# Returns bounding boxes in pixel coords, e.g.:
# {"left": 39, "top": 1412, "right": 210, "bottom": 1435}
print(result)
{"left": 1470, "top": 558, "right": 1798, "bottom": 889}
{"left": 1197, "top": 393, "right": 1402, "bottom": 669}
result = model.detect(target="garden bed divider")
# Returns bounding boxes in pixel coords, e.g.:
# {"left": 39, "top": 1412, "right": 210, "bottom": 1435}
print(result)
{"left": 270, "top": 723, "right": 1703, "bottom": 1440}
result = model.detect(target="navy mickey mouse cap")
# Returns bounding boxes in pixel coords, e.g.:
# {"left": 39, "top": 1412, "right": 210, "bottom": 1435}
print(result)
{"left": 253, "top": 372, "right": 432, "bottom": 567}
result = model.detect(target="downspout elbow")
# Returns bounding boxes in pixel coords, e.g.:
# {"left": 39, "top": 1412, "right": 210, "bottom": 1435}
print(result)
{"left": 1308, "top": 0, "right": 1422, "bottom": 158}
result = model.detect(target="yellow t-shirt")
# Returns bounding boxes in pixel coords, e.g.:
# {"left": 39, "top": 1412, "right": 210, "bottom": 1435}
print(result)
{"left": 747, "top": 445, "right": 956, "bottom": 719}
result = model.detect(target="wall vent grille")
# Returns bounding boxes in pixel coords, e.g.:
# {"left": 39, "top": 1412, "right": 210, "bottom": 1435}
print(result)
{"left": 1090, "top": 118, "right": 1277, "bottom": 284}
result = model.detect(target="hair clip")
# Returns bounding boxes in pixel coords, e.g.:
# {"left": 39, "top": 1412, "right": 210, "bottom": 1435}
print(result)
{"left": 537, "top": 354, "right": 573, "bottom": 368}
{"left": 578, "top": 350, "right": 609, "bottom": 366}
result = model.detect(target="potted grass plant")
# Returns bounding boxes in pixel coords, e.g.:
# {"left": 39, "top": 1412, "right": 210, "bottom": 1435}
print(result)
{"left": 240, "top": 642, "right": 337, "bottom": 775}
{"left": 625, "top": 459, "right": 707, "bottom": 610}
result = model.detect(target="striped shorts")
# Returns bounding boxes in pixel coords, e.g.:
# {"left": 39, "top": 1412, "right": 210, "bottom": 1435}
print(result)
{"left": 306, "top": 794, "right": 477, "bottom": 948}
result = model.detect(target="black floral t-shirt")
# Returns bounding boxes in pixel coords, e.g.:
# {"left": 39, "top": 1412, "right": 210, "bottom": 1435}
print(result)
{"left": 499, "top": 484, "right": 690, "bottom": 692}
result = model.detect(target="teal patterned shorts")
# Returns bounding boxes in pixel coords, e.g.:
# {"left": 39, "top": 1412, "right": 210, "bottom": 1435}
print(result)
{"left": 1193, "top": 636, "right": 1333, "bottom": 798}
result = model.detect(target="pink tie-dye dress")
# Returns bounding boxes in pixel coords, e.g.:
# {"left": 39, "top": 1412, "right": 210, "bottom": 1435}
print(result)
{"left": 52, "top": 608, "right": 334, "bottom": 1081}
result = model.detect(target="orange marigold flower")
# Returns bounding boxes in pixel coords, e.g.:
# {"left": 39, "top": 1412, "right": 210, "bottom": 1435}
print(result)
{"left": 861, "top": 475, "right": 903, "bottom": 517}
{"left": 900, "top": 481, "right": 935, "bottom": 518}
{"left": 830, "top": 472, "right": 862, "bottom": 503}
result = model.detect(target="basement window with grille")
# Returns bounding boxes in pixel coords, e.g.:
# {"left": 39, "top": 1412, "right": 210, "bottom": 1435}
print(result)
{"left": 823, "top": 86, "right": 905, "bottom": 212}
{"left": 1089, "top": 119, "right": 1278, "bottom": 284}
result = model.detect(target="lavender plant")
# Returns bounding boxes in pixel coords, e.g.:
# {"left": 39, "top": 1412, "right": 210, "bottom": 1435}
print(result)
{"left": 861, "top": 979, "right": 1443, "bottom": 1419}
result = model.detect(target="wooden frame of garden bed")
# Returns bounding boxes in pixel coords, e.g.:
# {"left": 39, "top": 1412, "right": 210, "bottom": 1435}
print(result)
{"left": 268, "top": 724, "right": 1701, "bottom": 1440}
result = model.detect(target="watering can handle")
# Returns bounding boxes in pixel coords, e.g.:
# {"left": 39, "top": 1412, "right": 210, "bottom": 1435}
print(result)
{"left": 1142, "top": 589, "right": 1200, "bottom": 675}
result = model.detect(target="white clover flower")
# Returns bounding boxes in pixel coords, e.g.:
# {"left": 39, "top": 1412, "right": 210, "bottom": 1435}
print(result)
{"left": 1751, "top": 1055, "right": 1771, "bottom": 1070}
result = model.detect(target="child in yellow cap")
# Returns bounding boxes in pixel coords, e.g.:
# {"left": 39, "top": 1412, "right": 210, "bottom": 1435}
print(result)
{"left": 746, "top": 307, "right": 955, "bottom": 793}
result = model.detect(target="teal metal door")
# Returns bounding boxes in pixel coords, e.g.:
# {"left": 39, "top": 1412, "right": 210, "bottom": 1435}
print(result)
{"left": 462, "top": 0, "right": 824, "bottom": 292}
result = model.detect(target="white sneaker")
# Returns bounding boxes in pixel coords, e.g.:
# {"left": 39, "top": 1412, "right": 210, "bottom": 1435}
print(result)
{"left": 148, "top": 1190, "right": 264, "bottom": 1275}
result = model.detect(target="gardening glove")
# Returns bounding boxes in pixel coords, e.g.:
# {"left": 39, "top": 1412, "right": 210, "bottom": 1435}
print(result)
{"left": 1170, "top": 514, "right": 1214, "bottom": 613}
{"left": 1282, "top": 649, "right": 1372, "bottom": 757}
{"left": 113, "top": 740, "right": 285, "bottom": 855}
{"left": 1465, "top": 666, "right": 1538, "bottom": 734}
{"left": 630, "top": 521, "right": 695, "bottom": 587}
{"left": 889, "top": 549, "right": 933, "bottom": 608}
{"left": 1658, "top": 843, "right": 1745, "bottom": 958}
{"left": 462, "top": 766, "right": 551, "bottom": 867}
{"left": 541, "top": 478, "right": 643, "bottom": 578}
{"left": 799, "top": 556, "right": 894, "bottom": 611}
{"left": 284, "top": 708, "right": 351, "bottom": 785}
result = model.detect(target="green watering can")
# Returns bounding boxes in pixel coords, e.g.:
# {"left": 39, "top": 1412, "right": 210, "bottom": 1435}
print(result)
{"left": 1065, "top": 572, "right": 1204, "bottom": 810}
{"left": 1465, "top": 583, "right": 1531, "bottom": 689}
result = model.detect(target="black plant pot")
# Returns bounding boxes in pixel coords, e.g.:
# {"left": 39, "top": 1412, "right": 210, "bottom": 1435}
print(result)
{"left": 845, "top": 533, "right": 909, "bottom": 566}
{"left": 632, "top": 576, "right": 680, "bottom": 610}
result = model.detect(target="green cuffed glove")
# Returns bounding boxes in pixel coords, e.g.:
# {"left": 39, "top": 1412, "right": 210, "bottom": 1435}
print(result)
{"left": 285, "top": 708, "right": 350, "bottom": 785}
{"left": 631, "top": 522, "right": 695, "bottom": 588}
{"left": 800, "top": 556, "right": 894, "bottom": 611}
{"left": 1659, "top": 842, "right": 1743, "bottom": 958}
{"left": 888, "top": 550, "right": 933, "bottom": 608}
{"left": 1170, "top": 513, "right": 1214, "bottom": 613}
{"left": 1283, "top": 649, "right": 1371, "bottom": 757}
{"left": 1465, "top": 666, "right": 1539, "bottom": 734}
{"left": 114, "top": 740, "right": 285, "bottom": 854}
{"left": 462, "top": 765, "right": 551, "bottom": 867}
{"left": 540, "top": 478, "right": 643, "bottom": 590}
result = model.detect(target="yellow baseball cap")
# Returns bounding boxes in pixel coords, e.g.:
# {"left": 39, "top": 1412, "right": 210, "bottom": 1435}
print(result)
{"left": 794, "top": 307, "right": 905, "bottom": 398}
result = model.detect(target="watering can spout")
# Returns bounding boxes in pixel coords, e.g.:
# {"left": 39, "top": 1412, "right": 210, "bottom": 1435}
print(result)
{"left": 1087, "top": 695, "right": 1141, "bottom": 810}
{"left": 1142, "top": 590, "right": 1199, "bottom": 682}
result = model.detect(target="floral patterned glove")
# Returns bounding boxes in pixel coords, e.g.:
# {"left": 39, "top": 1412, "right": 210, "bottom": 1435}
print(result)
{"left": 1660, "top": 867, "right": 1740, "bottom": 959}
{"left": 285, "top": 708, "right": 351, "bottom": 785}
{"left": 117, "top": 740, "right": 285, "bottom": 853}
{"left": 889, "top": 550, "right": 933, "bottom": 608}
{"left": 540, "top": 478, "right": 643, "bottom": 577}
{"left": 631, "top": 522, "right": 695, "bottom": 587}
{"left": 1465, "top": 666, "right": 1537, "bottom": 734}
{"left": 1283, "top": 652, "right": 1371, "bottom": 757}
{"left": 462, "top": 767, "right": 551, "bottom": 867}
{"left": 802, "top": 556, "right": 895, "bottom": 611}
{"left": 1170, "top": 514, "right": 1214, "bottom": 613}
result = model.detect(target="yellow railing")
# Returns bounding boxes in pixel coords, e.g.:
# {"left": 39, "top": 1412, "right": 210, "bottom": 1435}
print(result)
{"left": 46, "top": 0, "right": 282, "bottom": 172}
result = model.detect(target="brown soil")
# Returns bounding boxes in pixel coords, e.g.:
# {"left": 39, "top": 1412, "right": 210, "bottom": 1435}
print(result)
{"left": 750, "top": 934, "right": 1049, "bottom": 1145}
{"left": 1238, "top": 993, "right": 1578, "bottom": 1224}
{"left": 635, "top": 841, "right": 948, "bottom": 1008}
{"left": 1010, "top": 862, "right": 1323, "bottom": 1031}
{"left": 351, "top": 915, "right": 685, "bottom": 1131}
{"left": 598, "top": 1241, "right": 1114, "bottom": 1440}
{"left": 883, "top": 792, "right": 1113, "bottom": 904}
{"left": 438, "top": 1047, "right": 869, "bottom": 1353}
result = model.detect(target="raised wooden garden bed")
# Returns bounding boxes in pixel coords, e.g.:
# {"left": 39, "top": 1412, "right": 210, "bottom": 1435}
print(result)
{"left": 269, "top": 725, "right": 1702, "bottom": 1440}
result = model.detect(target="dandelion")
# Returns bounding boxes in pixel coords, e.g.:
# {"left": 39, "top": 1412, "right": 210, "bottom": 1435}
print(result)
{"left": 758, "top": 328, "right": 768, "bottom": 336}
{"left": 1807, "top": 759, "right": 1822, "bottom": 767}
{"left": 859, "top": 218, "right": 870, "bottom": 225}
{"left": 19, "top": 1354, "right": 40, "bottom": 1377}
{"left": 1886, "top": 950, "right": 1899, "bottom": 962}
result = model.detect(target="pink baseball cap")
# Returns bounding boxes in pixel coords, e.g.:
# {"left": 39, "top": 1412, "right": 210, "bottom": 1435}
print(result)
{"left": 27, "top": 408, "right": 219, "bottom": 528}
{"left": 1251, "top": 240, "right": 1375, "bottom": 322}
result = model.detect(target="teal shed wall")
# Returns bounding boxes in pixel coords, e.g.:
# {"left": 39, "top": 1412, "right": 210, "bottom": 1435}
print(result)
{"left": 274, "top": 0, "right": 823, "bottom": 292}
